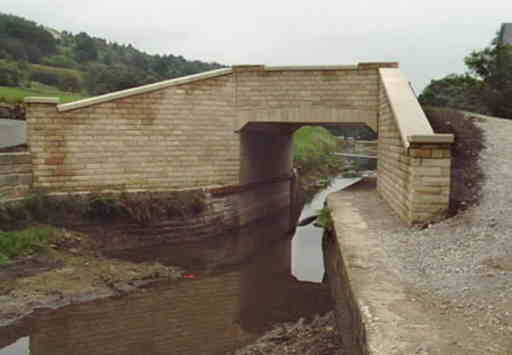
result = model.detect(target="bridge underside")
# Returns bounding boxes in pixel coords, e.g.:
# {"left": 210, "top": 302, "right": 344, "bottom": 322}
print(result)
{"left": 238, "top": 122, "right": 373, "bottom": 135}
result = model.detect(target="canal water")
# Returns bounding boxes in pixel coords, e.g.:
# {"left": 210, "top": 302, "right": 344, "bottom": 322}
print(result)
{"left": 292, "top": 177, "right": 362, "bottom": 282}
{"left": 0, "top": 177, "right": 358, "bottom": 355}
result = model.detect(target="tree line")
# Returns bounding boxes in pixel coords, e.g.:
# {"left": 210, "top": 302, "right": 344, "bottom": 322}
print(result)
{"left": 0, "top": 12, "right": 223, "bottom": 95}
{"left": 420, "top": 26, "right": 512, "bottom": 119}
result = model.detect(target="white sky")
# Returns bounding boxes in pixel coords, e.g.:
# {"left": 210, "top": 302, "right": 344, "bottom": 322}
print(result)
{"left": 3, "top": 0, "right": 511, "bottom": 92}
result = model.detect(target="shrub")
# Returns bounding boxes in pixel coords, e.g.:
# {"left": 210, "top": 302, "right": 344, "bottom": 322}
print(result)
{"left": 41, "top": 54, "right": 78, "bottom": 69}
{"left": 0, "top": 61, "right": 22, "bottom": 87}
{"left": 30, "top": 68, "right": 60, "bottom": 87}
{"left": 57, "top": 72, "right": 81, "bottom": 92}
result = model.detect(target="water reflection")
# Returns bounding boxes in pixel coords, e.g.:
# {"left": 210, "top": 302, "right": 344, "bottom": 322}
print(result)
{"left": 292, "top": 177, "right": 362, "bottom": 282}
{"left": 0, "top": 210, "right": 332, "bottom": 355}
{"left": 0, "top": 338, "right": 28, "bottom": 355}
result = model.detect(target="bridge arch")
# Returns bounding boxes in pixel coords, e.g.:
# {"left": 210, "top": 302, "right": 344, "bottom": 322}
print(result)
{"left": 24, "top": 63, "right": 453, "bottom": 225}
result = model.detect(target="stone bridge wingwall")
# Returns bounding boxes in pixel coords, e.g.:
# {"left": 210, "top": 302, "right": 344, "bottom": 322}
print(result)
{"left": 22, "top": 63, "right": 453, "bottom": 225}
{"left": 377, "top": 69, "right": 453, "bottom": 223}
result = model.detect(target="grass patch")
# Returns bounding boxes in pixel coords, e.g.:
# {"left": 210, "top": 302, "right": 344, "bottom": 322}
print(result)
{"left": 316, "top": 207, "right": 334, "bottom": 231}
{"left": 293, "top": 126, "right": 346, "bottom": 200}
{"left": 293, "top": 126, "right": 344, "bottom": 176}
{"left": 0, "top": 85, "right": 84, "bottom": 104}
{"left": 0, "top": 226, "right": 59, "bottom": 264}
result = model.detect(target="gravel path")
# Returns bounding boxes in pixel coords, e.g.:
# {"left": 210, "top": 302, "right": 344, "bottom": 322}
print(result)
{"left": 377, "top": 114, "right": 512, "bottom": 354}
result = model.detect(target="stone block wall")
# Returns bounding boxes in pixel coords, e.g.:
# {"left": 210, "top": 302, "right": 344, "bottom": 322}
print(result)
{"left": 323, "top": 230, "right": 367, "bottom": 355}
{"left": 376, "top": 84, "right": 410, "bottom": 220}
{"left": 25, "top": 64, "right": 392, "bottom": 195}
{"left": 26, "top": 75, "right": 239, "bottom": 193}
{"left": 0, "top": 152, "right": 32, "bottom": 200}
{"left": 377, "top": 71, "right": 452, "bottom": 224}
{"left": 233, "top": 64, "right": 383, "bottom": 131}
{"left": 24, "top": 64, "right": 395, "bottom": 226}
{"left": 407, "top": 143, "right": 451, "bottom": 222}
{"left": 25, "top": 63, "right": 446, "bottom": 225}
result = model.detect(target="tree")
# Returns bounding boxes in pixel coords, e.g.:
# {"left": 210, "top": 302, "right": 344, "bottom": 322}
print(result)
{"left": 73, "top": 32, "right": 98, "bottom": 63}
{"left": 465, "top": 37, "right": 512, "bottom": 118}
{"left": 419, "top": 74, "right": 486, "bottom": 113}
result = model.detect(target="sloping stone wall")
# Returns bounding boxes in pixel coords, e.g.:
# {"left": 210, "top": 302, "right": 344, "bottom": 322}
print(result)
{"left": 377, "top": 69, "right": 452, "bottom": 223}
{"left": 26, "top": 75, "right": 238, "bottom": 193}
{"left": 376, "top": 83, "right": 410, "bottom": 220}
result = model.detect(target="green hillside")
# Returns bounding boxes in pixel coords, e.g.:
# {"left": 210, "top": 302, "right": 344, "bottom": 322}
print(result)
{"left": 0, "top": 84, "right": 84, "bottom": 104}
{"left": 0, "top": 12, "right": 223, "bottom": 102}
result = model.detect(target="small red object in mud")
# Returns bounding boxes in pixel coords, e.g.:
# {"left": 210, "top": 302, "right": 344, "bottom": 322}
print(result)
{"left": 183, "top": 273, "right": 196, "bottom": 279}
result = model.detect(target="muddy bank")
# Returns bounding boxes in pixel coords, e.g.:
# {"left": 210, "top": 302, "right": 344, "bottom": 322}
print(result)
{"left": 0, "top": 236, "right": 182, "bottom": 327}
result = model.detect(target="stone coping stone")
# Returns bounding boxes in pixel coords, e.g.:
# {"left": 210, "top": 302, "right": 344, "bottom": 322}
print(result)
{"left": 27, "top": 63, "right": 398, "bottom": 114}
{"left": 326, "top": 178, "right": 476, "bottom": 355}
{"left": 379, "top": 68, "right": 436, "bottom": 148}
{"left": 408, "top": 134, "right": 455, "bottom": 144}
{"left": 24, "top": 97, "right": 60, "bottom": 104}
{"left": 49, "top": 68, "right": 233, "bottom": 112}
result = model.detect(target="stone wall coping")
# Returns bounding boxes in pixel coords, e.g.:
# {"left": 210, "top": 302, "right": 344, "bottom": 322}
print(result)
{"left": 55, "top": 68, "right": 234, "bottom": 112}
{"left": 30, "top": 63, "right": 397, "bottom": 113}
{"left": 379, "top": 68, "right": 435, "bottom": 148}
{"left": 232, "top": 63, "right": 398, "bottom": 72}
{"left": 265, "top": 65, "right": 358, "bottom": 71}
{"left": 24, "top": 97, "right": 60, "bottom": 104}
{"left": 408, "top": 134, "right": 455, "bottom": 144}
{"left": 0, "top": 151, "right": 31, "bottom": 157}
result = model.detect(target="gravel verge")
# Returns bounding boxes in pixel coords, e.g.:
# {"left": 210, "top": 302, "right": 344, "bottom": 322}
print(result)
{"left": 376, "top": 113, "right": 512, "bottom": 354}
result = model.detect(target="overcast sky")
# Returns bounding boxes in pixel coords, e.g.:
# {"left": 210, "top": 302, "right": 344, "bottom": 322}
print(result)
{"left": 3, "top": 0, "right": 511, "bottom": 92}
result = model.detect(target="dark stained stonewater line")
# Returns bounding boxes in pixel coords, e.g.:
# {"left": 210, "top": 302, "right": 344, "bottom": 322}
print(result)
{"left": 0, "top": 177, "right": 357, "bottom": 355}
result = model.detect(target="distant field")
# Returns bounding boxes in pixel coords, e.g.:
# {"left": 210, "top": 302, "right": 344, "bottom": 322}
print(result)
{"left": 0, "top": 85, "right": 84, "bottom": 104}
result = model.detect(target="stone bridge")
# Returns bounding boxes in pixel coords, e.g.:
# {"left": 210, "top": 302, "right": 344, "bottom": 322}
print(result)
{"left": 22, "top": 62, "right": 453, "bottom": 225}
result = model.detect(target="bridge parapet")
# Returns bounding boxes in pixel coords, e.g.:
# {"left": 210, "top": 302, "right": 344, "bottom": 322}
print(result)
{"left": 377, "top": 69, "right": 454, "bottom": 224}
